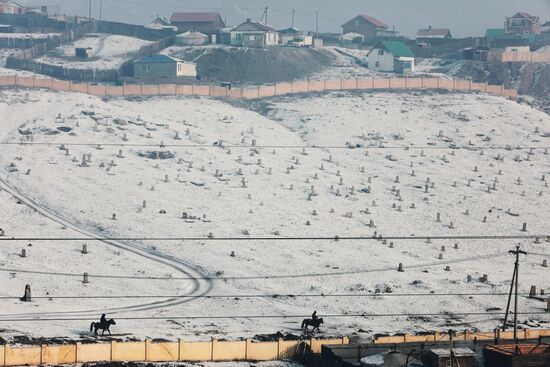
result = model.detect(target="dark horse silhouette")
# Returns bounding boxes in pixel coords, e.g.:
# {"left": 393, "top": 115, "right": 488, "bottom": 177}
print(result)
{"left": 301, "top": 317, "right": 323, "bottom": 332}
{"left": 90, "top": 319, "right": 116, "bottom": 335}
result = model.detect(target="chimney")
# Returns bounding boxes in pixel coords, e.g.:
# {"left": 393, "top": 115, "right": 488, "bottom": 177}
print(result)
{"left": 246, "top": 18, "right": 251, "bottom": 23}
{"left": 428, "top": 25, "right": 432, "bottom": 30}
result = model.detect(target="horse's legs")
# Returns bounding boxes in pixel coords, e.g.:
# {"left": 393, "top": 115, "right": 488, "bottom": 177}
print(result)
{"left": 107, "top": 328, "right": 111, "bottom": 335}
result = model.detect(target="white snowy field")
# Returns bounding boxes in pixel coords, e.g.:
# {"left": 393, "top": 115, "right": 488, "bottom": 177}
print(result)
{"left": 0, "top": 89, "right": 548, "bottom": 343}
{"left": 0, "top": 33, "right": 60, "bottom": 40}
{"left": 35, "top": 34, "right": 151, "bottom": 70}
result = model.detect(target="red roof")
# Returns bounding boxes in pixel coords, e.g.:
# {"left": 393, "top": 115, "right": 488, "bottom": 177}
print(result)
{"left": 512, "top": 12, "right": 539, "bottom": 23}
{"left": 342, "top": 14, "right": 388, "bottom": 29}
{"left": 170, "top": 12, "right": 221, "bottom": 23}
{"left": 359, "top": 14, "right": 388, "bottom": 28}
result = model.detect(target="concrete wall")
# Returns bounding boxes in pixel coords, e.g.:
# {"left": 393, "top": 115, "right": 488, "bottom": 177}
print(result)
{"left": 0, "top": 337, "right": 348, "bottom": 366}
{"left": 0, "top": 76, "right": 517, "bottom": 101}
{"left": 373, "top": 329, "right": 550, "bottom": 344}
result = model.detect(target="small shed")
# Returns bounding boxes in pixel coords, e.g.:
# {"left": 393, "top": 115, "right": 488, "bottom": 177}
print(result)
{"left": 422, "top": 348, "right": 477, "bottom": 367}
{"left": 0, "top": 24, "right": 15, "bottom": 33}
{"left": 75, "top": 47, "right": 92, "bottom": 58}
{"left": 134, "top": 55, "right": 197, "bottom": 78}
{"left": 175, "top": 30, "right": 209, "bottom": 46}
{"left": 484, "top": 343, "right": 550, "bottom": 367}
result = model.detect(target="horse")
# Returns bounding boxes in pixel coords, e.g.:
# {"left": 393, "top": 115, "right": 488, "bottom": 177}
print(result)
{"left": 90, "top": 319, "right": 116, "bottom": 335}
{"left": 301, "top": 317, "right": 323, "bottom": 332}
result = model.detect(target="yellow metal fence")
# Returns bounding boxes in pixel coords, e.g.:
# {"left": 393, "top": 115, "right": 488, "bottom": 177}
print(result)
{"left": 0, "top": 337, "right": 349, "bottom": 366}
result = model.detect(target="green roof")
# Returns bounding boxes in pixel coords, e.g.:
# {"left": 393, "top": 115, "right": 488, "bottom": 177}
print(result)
{"left": 485, "top": 28, "right": 505, "bottom": 38}
{"left": 377, "top": 40, "right": 414, "bottom": 57}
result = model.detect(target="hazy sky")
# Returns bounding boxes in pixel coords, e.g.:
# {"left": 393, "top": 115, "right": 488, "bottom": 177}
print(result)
{"left": 23, "top": 0, "right": 550, "bottom": 37}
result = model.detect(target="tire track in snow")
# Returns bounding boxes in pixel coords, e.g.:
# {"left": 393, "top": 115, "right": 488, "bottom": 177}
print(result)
{"left": 0, "top": 174, "right": 214, "bottom": 320}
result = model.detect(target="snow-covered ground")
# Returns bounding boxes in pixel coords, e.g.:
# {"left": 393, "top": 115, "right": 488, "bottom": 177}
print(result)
{"left": 35, "top": 34, "right": 151, "bottom": 70}
{"left": 0, "top": 88, "right": 548, "bottom": 343}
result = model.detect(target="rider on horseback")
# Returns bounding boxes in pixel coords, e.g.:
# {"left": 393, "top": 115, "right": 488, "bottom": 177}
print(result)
{"left": 100, "top": 314, "right": 107, "bottom": 325}
{"left": 312, "top": 311, "right": 318, "bottom": 321}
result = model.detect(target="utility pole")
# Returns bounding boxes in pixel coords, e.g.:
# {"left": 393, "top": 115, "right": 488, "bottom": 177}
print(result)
{"left": 264, "top": 7, "right": 269, "bottom": 25}
{"left": 502, "top": 245, "right": 526, "bottom": 339}
{"left": 448, "top": 329, "right": 454, "bottom": 367}
{"left": 88, "top": 0, "right": 92, "bottom": 20}
{"left": 99, "top": 0, "right": 103, "bottom": 21}
{"left": 291, "top": 9, "right": 295, "bottom": 28}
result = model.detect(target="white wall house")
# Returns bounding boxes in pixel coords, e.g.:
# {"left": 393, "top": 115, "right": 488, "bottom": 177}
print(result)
{"left": 230, "top": 19, "right": 279, "bottom": 48}
{"left": 367, "top": 40, "right": 415, "bottom": 73}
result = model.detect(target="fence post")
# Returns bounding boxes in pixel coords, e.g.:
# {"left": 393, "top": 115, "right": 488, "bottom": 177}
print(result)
{"left": 110, "top": 340, "right": 115, "bottom": 362}
{"left": 256, "top": 85, "right": 260, "bottom": 99}
{"left": 245, "top": 339, "right": 250, "bottom": 360}
{"left": 340, "top": 78, "right": 343, "bottom": 90}
{"left": 76, "top": 342, "right": 81, "bottom": 363}
{"left": 145, "top": 339, "right": 149, "bottom": 361}
{"left": 211, "top": 338, "right": 215, "bottom": 361}
{"left": 468, "top": 80, "right": 472, "bottom": 91}
{"left": 40, "top": 344, "right": 45, "bottom": 365}
{"left": 421, "top": 76, "right": 424, "bottom": 88}
{"left": 277, "top": 338, "right": 281, "bottom": 359}
{"left": 437, "top": 77, "right": 440, "bottom": 89}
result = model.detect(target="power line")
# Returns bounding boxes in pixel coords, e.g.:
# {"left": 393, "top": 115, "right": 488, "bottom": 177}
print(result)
{"left": 0, "top": 311, "right": 546, "bottom": 322}
{"left": 1, "top": 235, "right": 548, "bottom": 242}
{"left": 0, "top": 252, "right": 512, "bottom": 280}
{"left": 0, "top": 292, "right": 534, "bottom": 300}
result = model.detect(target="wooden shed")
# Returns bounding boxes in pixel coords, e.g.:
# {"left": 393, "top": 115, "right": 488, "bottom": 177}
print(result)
{"left": 422, "top": 348, "right": 477, "bottom": 367}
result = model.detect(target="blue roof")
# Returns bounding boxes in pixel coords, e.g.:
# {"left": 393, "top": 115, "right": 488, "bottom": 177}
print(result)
{"left": 135, "top": 55, "right": 179, "bottom": 64}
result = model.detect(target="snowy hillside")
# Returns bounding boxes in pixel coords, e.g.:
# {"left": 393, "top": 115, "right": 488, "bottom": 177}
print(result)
{"left": 0, "top": 89, "right": 548, "bottom": 342}
{"left": 35, "top": 34, "right": 151, "bottom": 70}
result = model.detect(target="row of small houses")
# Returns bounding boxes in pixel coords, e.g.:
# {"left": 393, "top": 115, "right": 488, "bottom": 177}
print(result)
{"left": 145, "top": 11, "right": 549, "bottom": 49}
{"left": 146, "top": 14, "right": 318, "bottom": 48}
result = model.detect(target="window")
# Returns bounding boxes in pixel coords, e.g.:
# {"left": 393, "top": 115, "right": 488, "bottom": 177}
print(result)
{"left": 355, "top": 19, "right": 362, "bottom": 26}
{"left": 178, "top": 64, "right": 182, "bottom": 72}
{"left": 375, "top": 61, "right": 380, "bottom": 67}
{"left": 378, "top": 49, "right": 384, "bottom": 55}
{"left": 250, "top": 35, "right": 256, "bottom": 41}
{"left": 141, "top": 64, "right": 150, "bottom": 73}
{"left": 511, "top": 19, "right": 526, "bottom": 27}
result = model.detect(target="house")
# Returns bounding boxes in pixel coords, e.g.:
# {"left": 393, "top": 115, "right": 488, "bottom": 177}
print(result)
{"left": 542, "top": 21, "right": 550, "bottom": 33}
{"left": 230, "top": 19, "right": 279, "bottom": 48}
{"left": 278, "top": 27, "right": 302, "bottom": 45}
{"left": 484, "top": 344, "right": 550, "bottom": 367}
{"left": 145, "top": 16, "right": 177, "bottom": 31}
{"left": 134, "top": 55, "right": 197, "bottom": 78}
{"left": 169, "top": 12, "right": 225, "bottom": 35}
{"left": 422, "top": 348, "right": 477, "bottom": 367}
{"left": 503, "top": 45, "right": 530, "bottom": 53}
{"left": 416, "top": 26, "right": 452, "bottom": 46}
{"left": 505, "top": 12, "right": 541, "bottom": 36}
{"left": 175, "top": 30, "right": 209, "bottom": 46}
{"left": 341, "top": 14, "right": 397, "bottom": 43}
{"left": 0, "top": 0, "right": 25, "bottom": 14}
{"left": 367, "top": 40, "right": 414, "bottom": 73}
